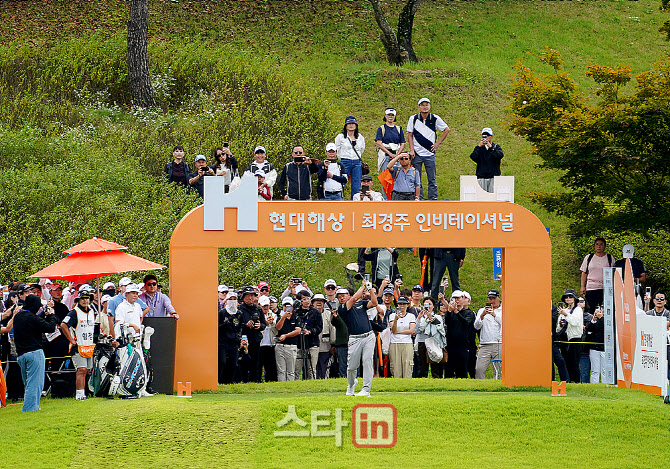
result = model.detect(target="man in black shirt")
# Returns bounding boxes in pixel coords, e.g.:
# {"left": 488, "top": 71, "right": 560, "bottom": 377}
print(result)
{"left": 275, "top": 297, "right": 301, "bottom": 381}
{"left": 336, "top": 283, "right": 378, "bottom": 397}
{"left": 13, "top": 294, "right": 59, "bottom": 412}
{"left": 294, "top": 291, "right": 323, "bottom": 380}
{"left": 443, "top": 290, "right": 475, "bottom": 379}
{"left": 43, "top": 283, "right": 71, "bottom": 372}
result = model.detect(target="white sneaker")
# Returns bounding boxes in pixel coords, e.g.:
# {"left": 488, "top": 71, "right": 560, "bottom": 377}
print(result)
{"left": 75, "top": 395, "right": 87, "bottom": 401}
{"left": 318, "top": 248, "right": 326, "bottom": 254}
{"left": 355, "top": 389, "right": 371, "bottom": 397}
{"left": 346, "top": 378, "right": 358, "bottom": 396}
{"left": 140, "top": 389, "right": 154, "bottom": 397}
{"left": 335, "top": 247, "right": 344, "bottom": 254}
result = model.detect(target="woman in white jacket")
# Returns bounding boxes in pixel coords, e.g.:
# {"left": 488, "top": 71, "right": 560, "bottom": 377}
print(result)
{"left": 557, "top": 289, "right": 583, "bottom": 383}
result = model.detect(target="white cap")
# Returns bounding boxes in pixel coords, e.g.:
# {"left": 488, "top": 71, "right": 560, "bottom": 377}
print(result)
{"left": 282, "top": 297, "right": 294, "bottom": 306}
{"left": 259, "top": 296, "right": 271, "bottom": 306}
{"left": 325, "top": 142, "right": 337, "bottom": 152}
{"left": 227, "top": 290, "right": 238, "bottom": 299}
{"left": 336, "top": 288, "right": 349, "bottom": 295}
{"left": 125, "top": 283, "right": 141, "bottom": 293}
{"left": 254, "top": 169, "right": 266, "bottom": 177}
{"left": 384, "top": 108, "right": 397, "bottom": 115}
{"left": 622, "top": 244, "right": 634, "bottom": 258}
{"left": 481, "top": 127, "right": 493, "bottom": 136}
{"left": 254, "top": 146, "right": 267, "bottom": 154}
{"left": 295, "top": 285, "right": 307, "bottom": 295}
{"left": 451, "top": 290, "right": 463, "bottom": 298}
{"left": 137, "top": 283, "right": 144, "bottom": 290}
{"left": 218, "top": 284, "right": 228, "bottom": 293}
{"left": 324, "top": 279, "right": 337, "bottom": 288}
{"left": 461, "top": 291, "right": 471, "bottom": 300}
{"left": 418, "top": 97, "right": 430, "bottom": 105}
{"left": 103, "top": 282, "right": 115, "bottom": 290}
{"left": 119, "top": 277, "right": 132, "bottom": 287}
{"left": 78, "top": 284, "right": 94, "bottom": 292}
{"left": 101, "top": 294, "right": 112, "bottom": 303}
{"left": 195, "top": 154, "right": 206, "bottom": 162}
{"left": 312, "top": 293, "right": 326, "bottom": 302}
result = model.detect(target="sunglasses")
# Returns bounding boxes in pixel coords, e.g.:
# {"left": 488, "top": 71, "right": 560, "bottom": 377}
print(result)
{"left": 293, "top": 150, "right": 304, "bottom": 154}
{"left": 399, "top": 157, "right": 410, "bottom": 160}
{"left": 146, "top": 282, "right": 158, "bottom": 286}
{"left": 654, "top": 297, "right": 666, "bottom": 301}
{"left": 260, "top": 288, "right": 269, "bottom": 292}
{"left": 325, "top": 285, "right": 336, "bottom": 290}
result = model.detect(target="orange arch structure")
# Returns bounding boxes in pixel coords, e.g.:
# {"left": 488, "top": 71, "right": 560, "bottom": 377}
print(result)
{"left": 170, "top": 195, "right": 551, "bottom": 390}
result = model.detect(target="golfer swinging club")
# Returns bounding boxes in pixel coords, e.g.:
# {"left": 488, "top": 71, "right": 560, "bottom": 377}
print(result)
{"left": 334, "top": 281, "right": 378, "bottom": 397}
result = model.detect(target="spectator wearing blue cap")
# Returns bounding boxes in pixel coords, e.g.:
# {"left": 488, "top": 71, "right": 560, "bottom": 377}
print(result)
{"left": 335, "top": 116, "right": 366, "bottom": 198}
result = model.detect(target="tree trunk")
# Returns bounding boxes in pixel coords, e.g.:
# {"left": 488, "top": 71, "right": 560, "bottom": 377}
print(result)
{"left": 369, "top": 0, "right": 403, "bottom": 65}
{"left": 397, "top": 0, "right": 421, "bottom": 64}
{"left": 127, "top": 0, "right": 156, "bottom": 108}
{"left": 369, "top": 0, "right": 421, "bottom": 65}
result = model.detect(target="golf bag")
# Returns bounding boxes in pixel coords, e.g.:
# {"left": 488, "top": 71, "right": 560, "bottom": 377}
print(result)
{"left": 88, "top": 337, "right": 117, "bottom": 397}
{"left": 109, "top": 325, "right": 148, "bottom": 397}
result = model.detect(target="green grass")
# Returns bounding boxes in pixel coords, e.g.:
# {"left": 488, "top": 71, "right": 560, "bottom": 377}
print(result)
{"left": 3, "top": 380, "right": 669, "bottom": 468}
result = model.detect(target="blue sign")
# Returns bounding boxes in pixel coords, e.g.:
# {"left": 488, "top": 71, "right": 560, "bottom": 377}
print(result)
{"left": 492, "top": 248, "right": 502, "bottom": 280}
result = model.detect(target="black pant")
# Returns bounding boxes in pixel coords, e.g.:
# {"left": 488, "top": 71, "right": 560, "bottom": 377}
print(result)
{"left": 468, "top": 347, "right": 477, "bottom": 379}
{"left": 218, "top": 346, "right": 239, "bottom": 384}
{"left": 552, "top": 342, "right": 569, "bottom": 382}
{"left": 417, "top": 342, "right": 430, "bottom": 378}
{"left": 260, "top": 346, "right": 277, "bottom": 382}
{"left": 445, "top": 346, "right": 469, "bottom": 378}
{"left": 247, "top": 342, "right": 262, "bottom": 383}
{"left": 564, "top": 339, "right": 581, "bottom": 383}
{"left": 430, "top": 252, "right": 462, "bottom": 297}
{"left": 585, "top": 289, "right": 604, "bottom": 310}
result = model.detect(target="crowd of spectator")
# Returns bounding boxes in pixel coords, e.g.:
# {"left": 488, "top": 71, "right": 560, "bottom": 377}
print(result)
{"left": 1, "top": 276, "right": 177, "bottom": 411}
{"left": 553, "top": 238, "right": 670, "bottom": 384}
{"left": 216, "top": 274, "right": 503, "bottom": 388}
{"left": 164, "top": 98, "right": 504, "bottom": 202}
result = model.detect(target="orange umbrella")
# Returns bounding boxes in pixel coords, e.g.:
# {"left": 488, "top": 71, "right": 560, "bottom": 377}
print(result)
{"left": 63, "top": 237, "right": 128, "bottom": 254}
{"left": 30, "top": 249, "right": 164, "bottom": 284}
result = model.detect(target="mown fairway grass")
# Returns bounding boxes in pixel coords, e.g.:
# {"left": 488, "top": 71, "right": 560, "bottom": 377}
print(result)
{"left": 3, "top": 379, "right": 669, "bottom": 468}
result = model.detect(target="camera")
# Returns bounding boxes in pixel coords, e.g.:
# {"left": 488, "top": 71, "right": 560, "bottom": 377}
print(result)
{"left": 251, "top": 312, "right": 260, "bottom": 322}
{"left": 291, "top": 277, "right": 302, "bottom": 285}
{"left": 294, "top": 156, "right": 305, "bottom": 163}
{"left": 223, "top": 142, "right": 229, "bottom": 148}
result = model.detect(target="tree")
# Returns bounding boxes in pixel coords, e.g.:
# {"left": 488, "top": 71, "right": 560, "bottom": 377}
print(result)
{"left": 507, "top": 48, "right": 670, "bottom": 236}
{"left": 661, "top": 0, "right": 670, "bottom": 41}
{"left": 127, "top": 0, "right": 156, "bottom": 107}
{"left": 369, "top": 0, "right": 421, "bottom": 65}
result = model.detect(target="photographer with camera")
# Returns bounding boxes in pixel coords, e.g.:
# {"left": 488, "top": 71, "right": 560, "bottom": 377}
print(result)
{"left": 280, "top": 277, "right": 313, "bottom": 303}
{"left": 259, "top": 296, "right": 278, "bottom": 382}
{"left": 352, "top": 174, "right": 383, "bottom": 201}
{"left": 556, "top": 289, "right": 583, "bottom": 383}
{"left": 188, "top": 154, "right": 215, "bottom": 199}
{"left": 278, "top": 145, "right": 319, "bottom": 201}
{"left": 293, "top": 290, "right": 323, "bottom": 380}
{"left": 440, "top": 290, "right": 475, "bottom": 378}
{"left": 474, "top": 289, "right": 503, "bottom": 380}
{"left": 239, "top": 286, "right": 267, "bottom": 383}
{"left": 317, "top": 143, "right": 348, "bottom": 201}
{"left": 387, "top": 151, "right": 420, "bottom": 200}
{"left": 13, "top": 294, "right": 59, "bottom": 412}
{"left": 274, "top": 297, "right": 301, "bottom": 381}
{"left": 470, "top": 127, "right": 503, "bottom": 193}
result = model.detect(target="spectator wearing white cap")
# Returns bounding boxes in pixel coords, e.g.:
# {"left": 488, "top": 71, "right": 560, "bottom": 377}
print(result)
{"left": 312, "top": 293, "right": 335, "bottom": 379}
{"left": 211, "top": 145, "right": 239, "bottom": 193}
{"left": 352, "top": 174, "right": 384, "bottom": 201}
{"left": 470, "top": 127, "right": 504, "bottom": 193}
{"left": 255, "top": 169, "right": 272, "bottom": 201}
{"left": 375, "top": 108, "right": 406, "bottom": 173}
{"left": 188, "top": 154, "right": 215, "bottom": 198}
{"left": 274, "top": 296, "right": 301, "bottom": 381}
{"left": 406, "top": 97, "right": 450, "bottom": 200}
{"left": 61, "top": 289, "right": 97, "bottom": 400}
{"left": 218, "top": 284, "right": 229, "bottom": 311}
{"left": 442, "top": 290, "right": 475, "bottom": 378}
{"left": 244, "top": 146, "right": 278, "bottom": 197}
{"left": 102, "top": 281, "right": 116, "bottom": 297}
{"left": 388, "top": 296, "right": 416, "bottom": 378}
{"left": 317, "top": 142, "right": 348, "bottom": 201}
{"left": 323, "top": 279, "right": 339, "bottom": 313}
{"left": 474, "top": 289, "right": 503, "bottom": 379}
{"left": 459, "top": 291, "right": 478, "bottom": 379}
{"left": 218, "top": 289, "right": 242, "bottom": 384}
{"left": 331, "top": 287, "right": 351, "bottom": 378}
{"left": 107, "top": 277, "right": 148, "bottom": 323}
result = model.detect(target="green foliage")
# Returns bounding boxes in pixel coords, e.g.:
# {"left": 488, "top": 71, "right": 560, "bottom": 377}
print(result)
{"left": 661, "top": 0, "right": 670, "bottom": 40}
{"left": 508, "top": 51, "right": 670, "bottom": 236}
